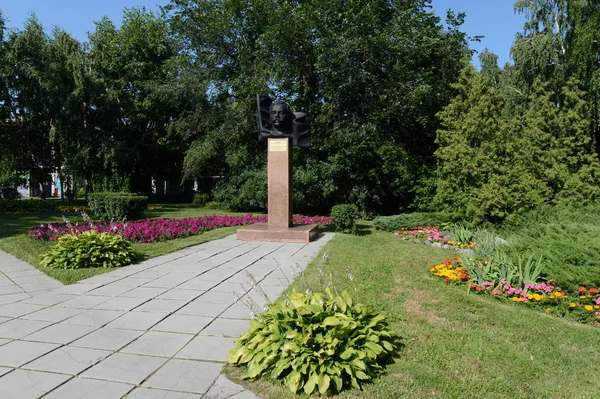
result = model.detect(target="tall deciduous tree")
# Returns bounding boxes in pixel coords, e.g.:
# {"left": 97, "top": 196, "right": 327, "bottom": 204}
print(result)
{"left": 167, "top": 0, "right": 470, "bottom": 214}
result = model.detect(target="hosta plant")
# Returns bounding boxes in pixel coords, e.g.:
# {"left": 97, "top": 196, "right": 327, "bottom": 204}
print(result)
{"left": 228, "top": 288, "right": 399, "bottom": 395}
{"left": 40, "top": 230, "right": 137, "bottom": 269}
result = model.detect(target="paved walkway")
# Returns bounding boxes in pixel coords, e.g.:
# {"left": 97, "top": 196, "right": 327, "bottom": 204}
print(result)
{"left": 0, "top": 233, "right": 333, "bottom": 398}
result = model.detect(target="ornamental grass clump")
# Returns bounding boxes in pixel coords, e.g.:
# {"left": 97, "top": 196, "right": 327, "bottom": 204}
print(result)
{"left": 228, "top": 287, "right": 399, "bottom": 395}
{"left": 40, "top": 230, "right": 137, "bottom": 269}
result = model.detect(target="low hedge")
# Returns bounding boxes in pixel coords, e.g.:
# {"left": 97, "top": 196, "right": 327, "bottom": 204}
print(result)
{"left": 87, "top": 192, "right": 147, "bottom": 220}
{"left": 0, "top": 199, "right": 57, "bottom": 213}
{"left": 373, "top": 212, "right": 457, "bottom": 231}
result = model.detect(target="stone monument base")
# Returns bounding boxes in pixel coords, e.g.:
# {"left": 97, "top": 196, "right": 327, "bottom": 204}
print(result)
{"left": 237, "top": 223, "right": 319, "bottom": 243}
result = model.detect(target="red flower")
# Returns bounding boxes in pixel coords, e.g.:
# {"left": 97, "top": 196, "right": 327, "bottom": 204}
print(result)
{"left": 579, "top": 287, "right": 587, "bottom": 292}
{"left": 471, "top": 283, "right": 477, "bottom": 289}
{"left": 589, "top": 288, "right": 598, "bottom": 294}
{"left": 475, "top": 286, "right": 482, "bottom": 291}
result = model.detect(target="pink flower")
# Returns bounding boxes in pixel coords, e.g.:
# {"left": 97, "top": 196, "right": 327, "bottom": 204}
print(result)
{"left": 492, "top": 290, "right": 501, "bottom": 296}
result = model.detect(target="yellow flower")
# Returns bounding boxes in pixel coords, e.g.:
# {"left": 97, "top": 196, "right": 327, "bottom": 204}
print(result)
{"left": 533, "top": 293, "right": 542, "bottom": 301}
{"left": 595, "top": 305, "right": 600, "bottom": 309}
{"left": 512, "top": 297, "right": 520, "bottom": 302}
{"left": 527, "top": 294, "right": 533, "bottom": 300}
{"left": 545, "top": 308, "right": 552, "bottom": 312}
{"left": 569, "top": 303, "right": 577, "bottom": 308}
{"left": 585, "top": 305, "right": 594, "bottom": 311}
{"left": 579, "top": 295, "right": 586, "bottom": 299}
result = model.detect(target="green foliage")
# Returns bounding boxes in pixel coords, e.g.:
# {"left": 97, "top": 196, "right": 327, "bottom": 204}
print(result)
{"left": 373, "top": 212, "right": 455, "bottom": 231}
{"left": 501, "top": 205, "right": 600, "bottom": 291}
{"left": 192, "top": 193, "right": 210, "bottom": 206}
{"left": 448, "top": 223, "right": 474, "bottom": 244}
{"left": 213, "top": 169, "right": 267, "bottom": 212}
{"left": 0, "top": 199, "right": 57, "bottom": 213}
{"left": 87, "top": 192, "right": 147, "bottom": 220}
{"left": 168, "top": 0, "right": 470, "bottom": 215}
{"left": 40, "top": 230, "right": 137, "bottom": 269}
{"left": 331, "top": 204, "right": 359, "bottom": 234}
{"left": 228, "top": 288, "right": 399, "bottom": 395}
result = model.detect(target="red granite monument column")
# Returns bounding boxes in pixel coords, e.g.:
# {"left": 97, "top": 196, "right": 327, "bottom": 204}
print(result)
{"left": 267, "top": 138, "right": 292, "bottom": 229}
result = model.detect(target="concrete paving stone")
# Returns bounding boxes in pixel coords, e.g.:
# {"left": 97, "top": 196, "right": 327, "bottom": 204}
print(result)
{"left": 200, "top": 318, "right": 250, "bottom": 338}
{"left": 134, "top": 299, "right": 187, "bottom": 313}
{"left": 224, "top": 273, "right": 253, "bottom": 284}
{"left": 143, "top": 359, "right": 222, "bottom": 394}
{"left": 121, "top": 331, "right": 193, "bottom": 357}
{"left": 0, "top": 293, "right": 30, "bottom": 305}
{"left": 0, "top": 338, "right": 11, "bottom": 346}
{"left": 54, "top": 283, "right": 103, "bottom": 295}
{"left": 151, "top": 314, "right": 213, "bottom": 335}
{"left": 198, "top": 290, "right": 237, "bottom": 305}
{"left": 93, "top": 296, "right": 150, "bottom": 311}
{"left": 156, "top": 289, "right": 204, "bottom": 302}
{"left": 87, "top": 284, "right": 135, "bottom": 297}
{"left": 120, "top": 287, "right": 169, "bottom": 299}
{"left": 58, "top": 295, "right": 111, "bottom": 309}
{"left": 0, "top": 286, "right": 25, "bottom": 296}
{"left": 219, "top": 304, "right": 253, "bottom": 320}
{"left": 78, "top": 274, "right": 124, "bottom": 285}
{"left": 19, "top": 282, "right": 62, "bottom": 293}
{"left": 126, "top": 387, "right": 201, "bottom": 398}
{"left": 0, "top": 340, "right": 60, "bottom": 367}
{"left": 71, "top": 328, "right": 144, "bottom": 351}
{"left": 143, "top": 273, "right": 198, "bottom": 288}
{"left": 228, "top": 390, "right": 261, "bottom": 399}
{"left": 81, "top": 353, "right": 166, "bottom": 384}
{"left": 203, "top": 375, "right": 245, "bottom": 399}
{"left": 0, "top": 302, "right": 45, "bottom": 318}
{"left": 21, "top": 305, "right": 82, "bottom": 323}
{"left": 43, "top": 377, "right": 134, "bottom": 399}
{"left": 0, "top": 316, "right": 11, "bottom": 325}
{"left": 23, "top": 346, "right": 111, "bottom": 375}
{"left": 63, "top": 309, "right": 126, "bottom": 327}
{"left": 177, "top": 278, "right": 220, "bottom": 291}
{"left": 209, "top": 281, "right": 246, "bottom": 294}
{"left": 0, "top": 369, "right": 71, "bottom": 399}
{"left": 106, "top": 311, "right": 167, "bottom": 331}
{"left": 0, "top": 318, "right": 52, "bottom": 339}
{"left": 23, "top": 323, "right": 97, "bottom": 345}
{"left": 131, "top": 271, "right": 170, "bottom": 281}
{"left": 175, "top": 336, "right": 236, "bottom": 362}
{"left": 21, "top": 293, "right": 75, "bottom": 306}
{"left": 177, "top": 299, "right": 228, "bottom": 318}
{"left": 0, "top": 367, "right": 11, "bottom": 377}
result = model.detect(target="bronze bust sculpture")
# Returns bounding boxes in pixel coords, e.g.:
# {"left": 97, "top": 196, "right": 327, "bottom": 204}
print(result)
{"left": 257, "top": 95, "right": 311, "bottom": 147}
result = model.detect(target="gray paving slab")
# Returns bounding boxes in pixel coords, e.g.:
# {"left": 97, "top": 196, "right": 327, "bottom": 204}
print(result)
{"left": 156, "top": 289, "right": 204, "bottom": 301}
{"left": 201, "top": 318, "right": 251, "bottom": 338}
{"left": 0, "top": 369, "right": 71, "bottom": 399}
{"left": 175, "top": 335, "right": 236, "bottom": 362}
{"left": 142, "top": 359, "right": 222, "bottom": 394}
{"left": 63, "top": 309, "right": 126, "bottom": 327}
{"left": 105, "top": 311, "right": 168, "bottom": 331}
{"left": 126, "top": 387, "right": 202, "bottom": 398}
{"left": 121, "top": 331, "right": 193, "bottom": 357}
{"left": 81, "top": 352, "right": 167, "bottom": 384}
{"left": 0, "top": 367, "right": 11, "bottom": 377}
{"left": 22, "top": 346, "right": 111, "bottom": 375}
{"left": 21, "top": 305, "right": 82, "bottom": 322}
{"left": 22, "top": 323, "right": 97, "bottom": 345}
{"left": 0, "top": 340, "right": 60, "bottom": 367}
{"left": 43, "top": 377, "right": 134, "bottom": 399}
{"left": 0, "top": 302, "right": 45, "bottom": 318}
{"left": 202, "top": 375, "right": 246, "bottom": 399}
{"left": 0, "top": 318, "right": 52, "bottom": 339}
{"left": 71, "top": 328, "right": 144, "bottom": 351}
{"left": 151, "top": 314, "right": 213, "bottom": 335}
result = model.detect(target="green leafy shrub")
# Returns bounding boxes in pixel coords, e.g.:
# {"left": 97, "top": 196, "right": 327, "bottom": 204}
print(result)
{"left": 87, "top": 192, "right": 147, "bottom": 220}
{"left": 192, "top": 193, "right": 210, "bottom": 206}
{"left": 331, "top": 204, "right": 359, "bottom": 234}
{"left": 0, "top": 199, "right": 57, "bottom": 213}
{"left": 501, "top": 205, "right": 600, "bottom": 291}
{"left": 373, "top": 212, "right": 456, "bottom": 231}
{"left": 40, "top": 230, "right": 137, "bottom": 269}
{"left": 228, "top": 288, "right": 399, "bottom": 395}
{"left": 448, "top": 223, "right": 475, "bottom": 244}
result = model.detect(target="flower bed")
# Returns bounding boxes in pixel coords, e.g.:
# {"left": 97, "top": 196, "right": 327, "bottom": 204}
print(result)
{"left": 429, "top": 257, "right": 600, "bottom": 325}
{"left": 28, "top": 214, "right": 333, "bottom": 243}
{"left": 395, "top": 226, "right": 477, "bottom": 250}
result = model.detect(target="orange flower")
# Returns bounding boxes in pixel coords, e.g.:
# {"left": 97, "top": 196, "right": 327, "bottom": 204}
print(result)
{"left": 579, "top": 287, "right": 587, "bottom": 292}
{"left": 589, "top": 288, "right": 598, "bottom": 294}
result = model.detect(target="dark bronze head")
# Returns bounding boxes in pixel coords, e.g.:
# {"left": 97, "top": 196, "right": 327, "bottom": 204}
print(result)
{"left": 269, "top": 100, "right": 291, "bottom": 130}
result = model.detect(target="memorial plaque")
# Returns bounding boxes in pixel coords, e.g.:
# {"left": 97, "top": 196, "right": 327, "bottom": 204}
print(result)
{"left": 269, "top": 139, "right": 288, "bottom": 152}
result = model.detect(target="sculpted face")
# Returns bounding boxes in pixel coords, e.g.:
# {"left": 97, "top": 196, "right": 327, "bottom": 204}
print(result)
{"left": 270, "top": 102, "right": 289, "bottom": 128}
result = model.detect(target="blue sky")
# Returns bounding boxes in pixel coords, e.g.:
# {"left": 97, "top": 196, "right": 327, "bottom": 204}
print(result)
{"left": 1, "top": 0, "right": 525, "bottom": 67}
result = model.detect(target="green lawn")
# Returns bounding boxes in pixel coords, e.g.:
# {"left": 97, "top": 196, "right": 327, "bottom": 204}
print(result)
{"left": 0, "top": 204, "right": 257, "bottom": 284}
{"left": 225, "top": 230, "right": 600, "bottom": 399}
